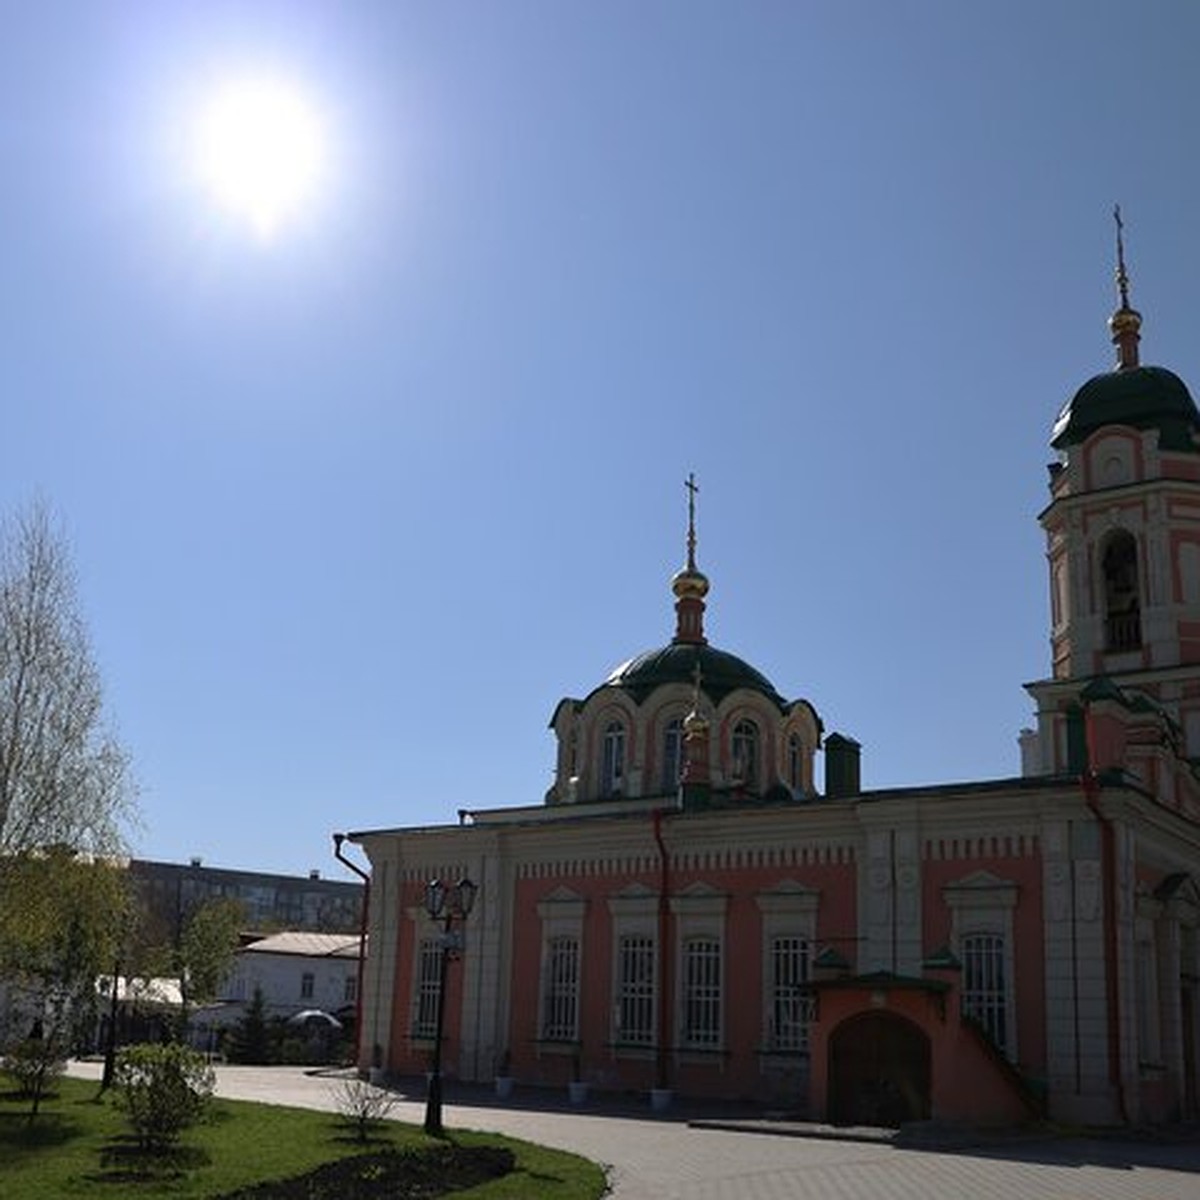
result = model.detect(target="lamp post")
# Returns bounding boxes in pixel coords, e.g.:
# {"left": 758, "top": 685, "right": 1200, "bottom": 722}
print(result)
{"left": 423, "top": 876, "right": 477, "bottom": 1137}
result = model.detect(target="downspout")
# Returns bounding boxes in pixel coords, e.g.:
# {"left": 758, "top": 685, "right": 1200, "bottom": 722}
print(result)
{"left": 332, "top": 833, "right": 371, "bottom": 1068}
{"left": 652, "top": 809, "right": 672, "bottom": 1092}
{"left": 1080, "top": 723, "right": 1132, "bottom": 1124}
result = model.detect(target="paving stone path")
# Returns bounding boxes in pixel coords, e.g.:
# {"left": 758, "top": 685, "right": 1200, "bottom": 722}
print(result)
{"left": 69, "top": 1062, "right": 1200, "bottom": 1199}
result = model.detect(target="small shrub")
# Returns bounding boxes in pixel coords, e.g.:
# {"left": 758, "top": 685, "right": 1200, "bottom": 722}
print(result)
{"left": 2, "top": 1037, "right": 67, "bottom": 1116}
{"left": 334, "top": 1076, "right": 398, "bottom": 1142}
{"left": 114, "top": 1042, "right": 215, "bottom": 1151}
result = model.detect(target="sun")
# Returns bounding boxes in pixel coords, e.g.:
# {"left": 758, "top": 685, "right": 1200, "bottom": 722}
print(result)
{"left": 194, "top": 78, "right": 326, "bottom": 237}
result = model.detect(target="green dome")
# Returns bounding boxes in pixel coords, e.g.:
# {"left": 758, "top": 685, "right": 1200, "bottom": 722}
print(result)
{"left": 602, "top": 642, "right": 787, "bottom": 710}
{"left": 1051, "top": 365, "right": 1200, "bottom": 451}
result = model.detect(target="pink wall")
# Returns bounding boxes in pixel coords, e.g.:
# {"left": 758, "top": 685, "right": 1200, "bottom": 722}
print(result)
{"left": 920, "top": 854, "right": 1046, "bottom": 1077}
{"left": 509, "top": 858, "right": 857, "bottom": 1099}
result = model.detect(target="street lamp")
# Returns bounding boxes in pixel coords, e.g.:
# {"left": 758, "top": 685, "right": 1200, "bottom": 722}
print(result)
{"left": 423, "top": 876, "right": 477, "bottom": 1136}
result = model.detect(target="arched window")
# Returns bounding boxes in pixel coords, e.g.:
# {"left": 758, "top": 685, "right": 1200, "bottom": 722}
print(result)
{"left": 1102, "top": 531, "right": 1141, "bottom": 651}
{"left": 601, "top": 721, "right": 625, "bottom": 796}
{"left": 731, "top": 719, "right": 759, "bottom": 788}
{"left": 661, "top": 718, "right": 683, "bottom": 793}
{"left": 787, "top": 733, "right": 803, "bottom": 794}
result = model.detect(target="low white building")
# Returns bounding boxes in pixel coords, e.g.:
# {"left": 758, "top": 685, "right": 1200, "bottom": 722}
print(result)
{"left": 221, "top": 931, "right": 361, "bottom": 1020}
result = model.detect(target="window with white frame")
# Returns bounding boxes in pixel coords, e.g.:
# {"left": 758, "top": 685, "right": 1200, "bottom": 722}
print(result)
{"left": 757, "top": 882, "right": 819, "bottom": 1055}
{"left": 731, "top": 719, "right": 759, "bottom": 787}
{"left": 601, "top": 721, "right": 626, "bottom": 796}
{"left": 961, "top": 933, "right": 1007, "bottom": 1052}
{"left": 944, "top": 871, "right": 1019, "bottom": 1060}
{"left": 672, "top": 884, "right": 728, "bottom": 1052}
{"left": 770, "top": 934, "right": 812, "bottom": 1051}
{"left": 538, "top": 888, "right": 587, "bottom": 1044}
{"left": 682, "top": 937, "right": 721, "bottom": 1048}
{"left": 542, "top": 936, "right": 580, "bottom": 1042}
{"left": 616, "top": 935, "right": 656, "bottom": 1045}
{"left": 412, "top": 938, "right": 442, "bottom": 1039}
{"left": 662, "top": 717, "right": 683, "bottom": 793}
{"left": 300, "top": 972, "right": 314, "bottom": 1000}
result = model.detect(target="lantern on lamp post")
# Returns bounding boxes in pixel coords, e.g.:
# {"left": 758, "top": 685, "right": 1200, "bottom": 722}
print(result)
{"left": 423, "top": 876, "right": 477, "bottom": 1136}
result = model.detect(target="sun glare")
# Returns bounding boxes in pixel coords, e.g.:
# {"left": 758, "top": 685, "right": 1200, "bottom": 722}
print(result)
{"left": 195, "top": 78, "right": 325, "bottom": 237}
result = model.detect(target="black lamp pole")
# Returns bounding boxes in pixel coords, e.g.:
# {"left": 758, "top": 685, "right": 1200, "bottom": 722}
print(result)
{"left": 423, "top": 877, "right": 477, "bottom": 1137}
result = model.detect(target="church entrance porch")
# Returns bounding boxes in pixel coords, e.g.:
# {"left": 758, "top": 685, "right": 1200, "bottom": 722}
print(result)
{"left": 828, "top": 1010, "right": 930, "bottom": 1126}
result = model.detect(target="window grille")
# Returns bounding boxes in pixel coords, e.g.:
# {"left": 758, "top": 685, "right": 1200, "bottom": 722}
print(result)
{"left": 616, "top": 935, "right": 655, "bottom": 1045}
{"left": 682, "top": 938, "right": 721, "bottom": 1048}
{"left": 343, "top": 975, "right": 357, "bottom": 1004}
{"left": 962, "top": 933, "right": 1007, "bottom": 1053}
{"left": 300, "top": 972, "right": 314, "bottom": 1000}
{"left": 770, "top": 935, "right": 811, "bottom": 1052}
{"left": 542, "top": 936, "right": 580, "bottom": 1042}
{"left": 412, "top": 938, "right": 442, "bottom": 1039}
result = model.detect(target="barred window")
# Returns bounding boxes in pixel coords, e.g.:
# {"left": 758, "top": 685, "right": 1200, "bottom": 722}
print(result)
{"left": 770, "top": 935, "right": 811, "bottom": 1052}
{"left": 616, "top": 935, "right": 655, "bottom": 1045}
{"left": 962, "top": 933, "right": 1007, "bottom": 1053}
{"left": 300, "top": 972, "right": 314, "bottom": 1000}
{"left": 412, "top": 938, "right": 442, "bottom": 1039}
{"left": 542, "top": 936, "right": 580, "bottom": 1042}
{"left": 683, "top": 937, "right": 721, "bottom": 1048}
{"left": 344, "top": 975, "right": 357, "bottom": 1004}
{"left": 662, "top": 718, "right": 683, "bottom": 793}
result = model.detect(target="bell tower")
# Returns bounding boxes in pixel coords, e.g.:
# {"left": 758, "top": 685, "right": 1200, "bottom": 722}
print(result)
{"left": 1026, "top": 211, "right": 1200, "bottom": 778}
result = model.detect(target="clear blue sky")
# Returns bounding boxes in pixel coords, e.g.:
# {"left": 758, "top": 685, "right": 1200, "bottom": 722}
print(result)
{"left": 2, "top": 3, "right": 1197, "bottom": 877}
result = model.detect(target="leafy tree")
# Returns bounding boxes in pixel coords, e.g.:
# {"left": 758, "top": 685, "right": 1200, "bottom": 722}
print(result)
{"left": 0, "top": 501, "right": 135, "bottom": 855}
{"left": 175, "top": 896, "right": 244, "bottom": 1037}
{"left": 0, "top": 848, "right": 127, "bottom": 1115}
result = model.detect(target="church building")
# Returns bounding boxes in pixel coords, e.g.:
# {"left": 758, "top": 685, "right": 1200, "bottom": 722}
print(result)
{"left": 347, "top": 233, "right": 1200, "bottom": 1126}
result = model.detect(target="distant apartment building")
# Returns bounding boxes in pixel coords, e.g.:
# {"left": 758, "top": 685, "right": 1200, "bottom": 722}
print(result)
{"left": 129, "top": 857, "right": 363, "bottom": 940}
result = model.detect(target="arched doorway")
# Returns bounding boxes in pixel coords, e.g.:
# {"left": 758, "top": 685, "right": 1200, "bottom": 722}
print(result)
{"left": 828, "top": 1010, "right": 931, "bottom": 1126}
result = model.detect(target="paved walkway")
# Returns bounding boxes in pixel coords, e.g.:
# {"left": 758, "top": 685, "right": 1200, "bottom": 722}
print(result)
{"left": 68, "top": 1062, "right": 1200, "bottom": 1199}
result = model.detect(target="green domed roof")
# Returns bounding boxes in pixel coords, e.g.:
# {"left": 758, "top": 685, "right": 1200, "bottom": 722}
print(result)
{"left": 1051, "top": 365, "right": 1200, "bottom": 451}
{"left": 603, "top": 641, "right": 788, "bottom": 710}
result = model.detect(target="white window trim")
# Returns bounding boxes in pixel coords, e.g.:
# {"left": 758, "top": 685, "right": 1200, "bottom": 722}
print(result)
{"left": 536, "top": 890, "right": 587, "bottom": 1046}
{"left": 671, "top": 886, "right": 728, "bottom": 1054}
{"left": 944, "top": 871, "right": 1018, "bottom": 1061}
{"left": 608, "top": 887, "right": 658, "bottom": 1054}
{"left": 756, "top": 882, "right": 819, "bottom": 1054}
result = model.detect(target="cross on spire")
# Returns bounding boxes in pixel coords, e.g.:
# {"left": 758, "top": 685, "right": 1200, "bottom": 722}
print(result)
{"left": 685, "top": 472, "right": 699, "bottom": 572}
{"left": 1109, "top": 204, "right": 1142, "bottom": 370}
{"left": 1114, "top": 204, "right": 1131, "bottom": 311}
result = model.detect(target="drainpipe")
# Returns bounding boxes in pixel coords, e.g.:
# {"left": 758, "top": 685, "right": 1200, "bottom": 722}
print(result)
{"left": 332, "top": 833, "right": 371, "bottom": 1068}
{"left": 652, "top": 809, "right": 672, "bottom": 1092}
{"left": 1081, "top": 715, "right": 1132, "bottom": 1124}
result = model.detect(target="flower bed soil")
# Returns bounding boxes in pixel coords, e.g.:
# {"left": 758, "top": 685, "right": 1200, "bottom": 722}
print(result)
{"left": 217, "top": 1144, "right": 516, "bottom": 1200}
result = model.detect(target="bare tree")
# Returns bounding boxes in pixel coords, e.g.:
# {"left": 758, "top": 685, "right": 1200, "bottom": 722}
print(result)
{"left": 0, "top": 502, "right": 134, "bottom": 855}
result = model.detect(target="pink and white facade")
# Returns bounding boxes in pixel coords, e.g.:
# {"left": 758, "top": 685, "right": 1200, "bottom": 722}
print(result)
{"left": 348, "top": 275, "right": 1200, "bottom": 1126}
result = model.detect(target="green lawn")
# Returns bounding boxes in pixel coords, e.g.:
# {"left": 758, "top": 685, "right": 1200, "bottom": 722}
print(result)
{"left": 0, "top": 1077, "right": 607, "bottom": 1199}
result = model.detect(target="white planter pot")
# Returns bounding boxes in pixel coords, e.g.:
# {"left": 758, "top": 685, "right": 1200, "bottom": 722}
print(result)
{"left": 568, "top": 1080, "right": 589, "bottom": 1105}
{"left": 650, "top": 1087, "right": 673, "bottom": 1112}
{"left": 495, "top": 1075, "right": 515, "bottom": 1100}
